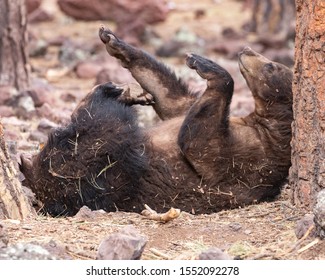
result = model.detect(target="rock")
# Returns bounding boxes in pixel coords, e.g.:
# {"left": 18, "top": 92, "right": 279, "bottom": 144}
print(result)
{"left": 28, "top": 8, "right": 54, "bottom": 23}
{"left": 18, "top": 95, "right": 36, "bottom": 113}
{"left": 58, "top": 40, "right": 93, "bottom": 68}
{"left": 74, "top": 206, "right": 106, "bottom": 220}
{"left": 0, "top": 224, "right": 9, "bottom": 249}
{"left": 295, "top": 214, "right": 316, "bottom": 239}
{"left": 156, "top": 28, "right": 204, "bottom": 57}
{"left": 229, "top": 222, "right": 242, "bottom": 231}
{"left": 96, "top": 225, "right": 147, "bottom": 260}
{"left": 0, "top": 86, "right": 19, "bottom": 105}
{"left": 314, "top": 189, "right": 325, "bottom": 239}
{"left": 60, "top": 92, "right": 77, "bottom": 103}
{"left": 198, "top": 247, "right": 232, "bottom": 260}
{"left": 76, "top": 61, "right": 103, "bottom": 79}
{"left": 0, "top": 243, "right": 56, "bottom": 260}
{"left": 95, "top": 65, "right": 134, "bottom": 85}
{"left": 37, "top": 118, "right": 58, "bottom": 133}
{"left": 40, "top": 240, "right": 72, "bottom": 260}
{"left": 28, "top": 130, "right": 48, "bottom": 143}
{"left": 28, "top": 36, "right": 48, "bottom": 57}
{"left": 0, "top": 106, "right": 15, "bottom": 117}
{"left": 36, "top": 103, "right": 53, "bottom": 118}
{"left": 25, "top": 88, "right": 49, "bottom": 107}
{"left": 26, "top": 0, "right": 42, "bottom": 14}
{"left": 57, "top": 0, "right": 169, "bottom": 43}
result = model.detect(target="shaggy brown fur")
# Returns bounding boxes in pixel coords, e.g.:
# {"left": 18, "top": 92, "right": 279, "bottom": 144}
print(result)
{"left": 19, "top": 28, "right": 293, "bottom": 216}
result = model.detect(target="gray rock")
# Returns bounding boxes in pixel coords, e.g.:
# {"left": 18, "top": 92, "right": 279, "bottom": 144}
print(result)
{"left": 28, "top": 130, "right": 48, "bottom": 143}
{"left": 76, "top": 61, "right": 103, "bottom": 79}
{"left": 0, "top": 224, "right": 9, "bottom": 249}
{"left": 57, "top": 0, "right": 169, "bottom": 44}
{"left": 37, "top": 118, "right": 58, "bottom": 133}
{"left": 26, "top": 0, "right": 42, "bottom": 14}
{"left": 97, "top": 225, "right": 147, "bottom": 260}
{"left": 314, "top": 189, "right": 325, "bottom": 239}
{"left": 198, "top": 247, "right": 232, "bottom": 260}
{"left": 295, "top": 214, "right": 316, "bottom": 239}
{"left": 18, "top": 95, "right": 35, "bottom": 113}
{"left": 0, "top": 243, "right": 56, "bottom": 260}
{"left": 229, "top": 222, "right": 242, "bottom": 231}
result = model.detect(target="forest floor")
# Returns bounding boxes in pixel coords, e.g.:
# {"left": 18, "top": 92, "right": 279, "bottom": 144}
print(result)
{"left": 1, "top": 0, "right": 324, "bottom": 260}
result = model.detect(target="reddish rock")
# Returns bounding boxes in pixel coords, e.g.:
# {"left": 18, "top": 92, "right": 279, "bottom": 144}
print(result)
{"left": 97, "top": 225, "right": 147, "bottom": 260}
{"left": 75, "top": 62, "right": 103, "bottom": 79}
{"left": 0, "top": 86, "right": 19, "bottom": 105}
{"left": 60, "top": 92, "right": 77, "bottom": 103}
{"left": 0, "top": 106, "right": 15, "bottom": 118}
{"left": 28, "top": 130, "right": 48, "bottom": 143}
{"left": 28, "top": 8, "right": 54, "bottom": 23}
{"left": 25, "top": 88, "right": 49, "bottom": 107}
{"left": 95, "top": 58, "right": 134, "bottom": 85}
{"left": 36, "top": 103, "right": 71, "bottom": 124}
{"left": 26, "top": 0, "right": 42, "bottom": 14}
{"left": 57, "top": 0, "right": 169, "bottom": 42}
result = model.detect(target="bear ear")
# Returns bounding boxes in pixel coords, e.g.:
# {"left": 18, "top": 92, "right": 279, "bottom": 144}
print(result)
{"left": 19, "top": 153, "right": 33, "bottom": 174}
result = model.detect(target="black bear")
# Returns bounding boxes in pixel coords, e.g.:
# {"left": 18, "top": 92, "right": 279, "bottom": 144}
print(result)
{"left": 20, "top": 27, "right": 293, "bottom": 216}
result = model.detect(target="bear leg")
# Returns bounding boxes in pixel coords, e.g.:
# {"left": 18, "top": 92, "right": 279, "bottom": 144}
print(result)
{"left": 99, "top": 27, "right": 195, "bottom": 120}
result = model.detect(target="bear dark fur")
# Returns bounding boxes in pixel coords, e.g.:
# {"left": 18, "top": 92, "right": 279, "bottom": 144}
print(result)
{"left": 20, "top": 28, "right": 293, "bottom": 216}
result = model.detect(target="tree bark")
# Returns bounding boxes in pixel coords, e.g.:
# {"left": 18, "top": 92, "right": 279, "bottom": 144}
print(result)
{"left": 0, "top": 121, "right": 32, "bottom": 219}
{"left": 0, "top": 0, "right": 29, "bottom": 91}
{"left": 289, "top": 0, "right": 325, "bottom": 210}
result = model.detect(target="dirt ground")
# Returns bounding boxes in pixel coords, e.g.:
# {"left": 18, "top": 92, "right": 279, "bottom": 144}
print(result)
{"left": 1, "top": 0, "right": 324, "bottom": 260}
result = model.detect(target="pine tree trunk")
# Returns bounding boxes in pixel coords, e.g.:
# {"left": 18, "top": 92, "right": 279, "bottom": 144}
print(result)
{"left": 289, "top": 0, "right": 325, "bottom": 210}
{"left": 0, "top": 0, "right": 29, "bottom": 91}
{"left": 0, "top": 122, "right": 32, "bottom": 219}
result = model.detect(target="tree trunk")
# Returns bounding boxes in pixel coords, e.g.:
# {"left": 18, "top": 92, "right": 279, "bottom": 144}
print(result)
{"left": 0, "top": 0, "right": 32, "bottom": 219}
{"left": 0, "top": 121, "right": 32, "bottom": 219}
{"left": 0, "top": 0, "right": 29, "bottom": 91}
{"left": 289, "top": 0, "right": 325, "bottom": 210}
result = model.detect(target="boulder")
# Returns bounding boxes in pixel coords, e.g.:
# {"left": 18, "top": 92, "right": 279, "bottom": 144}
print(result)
{"left": 97, "top": 225, "right": 147, "bottom": 260}
{"left": 57, "top": 0, "right": 169, "bottom": 43}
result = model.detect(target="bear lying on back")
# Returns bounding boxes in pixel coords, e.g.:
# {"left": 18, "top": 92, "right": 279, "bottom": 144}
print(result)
{"left": 20, "top": 28, "right": 293, "bottom": 216}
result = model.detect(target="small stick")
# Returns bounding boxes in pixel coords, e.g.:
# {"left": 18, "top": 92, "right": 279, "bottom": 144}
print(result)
{"left": 288, "top": 224, "right": 315, "bottom": 253}
{"left": 297, "top": 238, "right": 320, "bottom": 254}
{"left": 149, "top": 248, "right": 171, "bottom": 259}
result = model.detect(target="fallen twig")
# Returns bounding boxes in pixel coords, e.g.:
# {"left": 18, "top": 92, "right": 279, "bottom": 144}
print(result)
{"left": 149, "top": 248, "right": 171, "bottom": 259}
{"left": 287, "top": 224, "right": 315, "bottom": 253}
{"left": 297, "top": 238, "right": 320, "bottom": 254}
